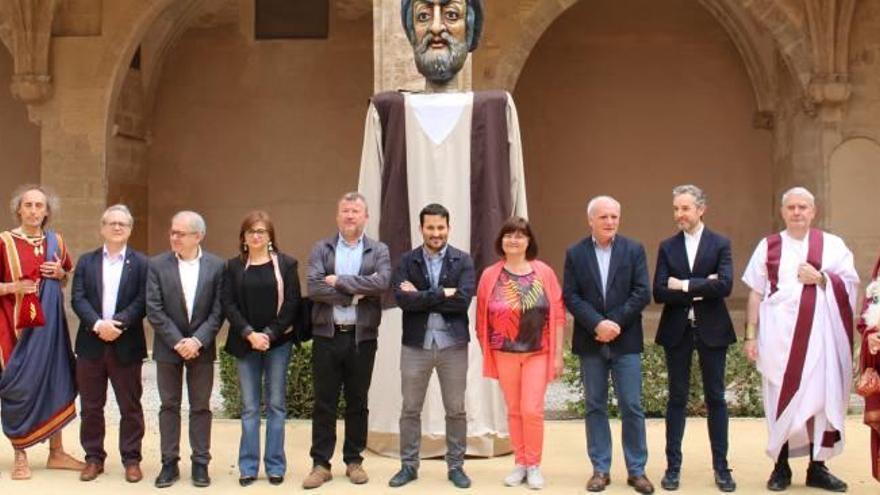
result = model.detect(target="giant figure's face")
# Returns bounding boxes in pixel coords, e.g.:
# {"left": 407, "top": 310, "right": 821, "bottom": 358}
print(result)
{"left": 411, "top": 0, "right": 469, "bottom": 84}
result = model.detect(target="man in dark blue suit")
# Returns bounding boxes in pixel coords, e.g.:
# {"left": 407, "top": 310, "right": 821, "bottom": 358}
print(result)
{"left": 71, "top": 204, "right": 149, "bottom": 483}
{"left": 653, "top": 185, "right": 736, "bottom": 492}
{"left": 563, "top": 196, "right": 653, "bottom": 494}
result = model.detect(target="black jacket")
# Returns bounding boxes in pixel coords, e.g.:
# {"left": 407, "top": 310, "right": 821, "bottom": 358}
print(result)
{"left": 222, "top": 252, "right": 301, "bottom": 358}
{"left": 563, "top": 234, "right": 651, "bottom": 356}
{"left": 653, "top": 228, "right": 736, "bottom": 348}
{"left": 393, "top": 244, "right": 475, "bottom": 348}
{"left": 71, "top": 247, "right": 148, "bottom": 365}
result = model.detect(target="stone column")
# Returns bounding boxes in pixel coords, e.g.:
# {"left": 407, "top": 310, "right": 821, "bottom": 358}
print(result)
{"left": 0, "top": 0, "right": 58, "bottom": 104}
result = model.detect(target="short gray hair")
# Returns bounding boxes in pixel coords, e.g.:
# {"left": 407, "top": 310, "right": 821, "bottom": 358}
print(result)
{"left": 672, "top": 184, "right": 707, "bottom": 207}
{"left": 587, "top": 195, "right": 621, "bottom": 217}
{"left": 172, "top": 210, "right": 207, "bottom": 235}
{"left": 101, "top": 204, "right": 134, "bottom": 228}
{"left": 781, "top": 186, "right": 815, "bottom": 206}
{"left": 339, "top": 191, "right": 368, "bottom": 212}
{"left": 9, "top": 183, "right": 59, "bottom": 228}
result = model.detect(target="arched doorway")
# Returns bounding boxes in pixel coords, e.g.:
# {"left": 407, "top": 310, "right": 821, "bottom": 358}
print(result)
{"left": 104, "top": 1, "right": 374, "bottom": 260}
{"left": 0, "top": 45, "right": 40, "bottom": 208}
{"left": 511, "top": 0, "right": 775, "bottom": 313}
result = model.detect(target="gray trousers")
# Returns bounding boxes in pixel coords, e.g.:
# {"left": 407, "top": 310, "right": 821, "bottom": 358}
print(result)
{"left": 157, "top": 359, "right": 214, "bottom": 465}
{"left": 399, "top": 343, "right": 468, "bottom": 470}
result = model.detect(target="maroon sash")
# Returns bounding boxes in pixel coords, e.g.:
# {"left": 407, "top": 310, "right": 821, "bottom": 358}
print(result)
{"left": 765, "top": 229, "right": 822, "bottom": 418}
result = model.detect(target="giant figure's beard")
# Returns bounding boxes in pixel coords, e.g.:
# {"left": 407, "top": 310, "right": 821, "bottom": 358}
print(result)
{"left": 413, "top": 31, "right": 468, "bottom": 84}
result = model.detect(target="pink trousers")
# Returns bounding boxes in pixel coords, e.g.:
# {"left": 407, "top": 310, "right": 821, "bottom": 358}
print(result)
{"left": 493, "top": 350, "right": 549, "bottom": 466}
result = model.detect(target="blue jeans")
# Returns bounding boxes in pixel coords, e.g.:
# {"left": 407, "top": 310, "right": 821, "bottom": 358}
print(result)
{"left": 237, "top": 342, "right": 292, "bottom": 477}
{"left": 580, "top": 350, "right": 648, "bottom": 476}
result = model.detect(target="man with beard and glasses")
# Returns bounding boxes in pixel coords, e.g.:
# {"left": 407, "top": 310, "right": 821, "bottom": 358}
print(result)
{"left": 358, "top": 0, "right": 526, "bottom": 459}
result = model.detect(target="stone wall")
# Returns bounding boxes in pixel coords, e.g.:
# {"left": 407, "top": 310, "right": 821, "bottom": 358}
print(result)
{"left": 0, "top": 46, "right": 40, "bottom": 216}
{"left": 511, "top": 0, "right": 774, "bottom": 301}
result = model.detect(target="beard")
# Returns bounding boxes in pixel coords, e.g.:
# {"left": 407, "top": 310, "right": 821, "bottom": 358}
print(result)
{"left": 413, "top": 31, "right": 469, "bottom": 84}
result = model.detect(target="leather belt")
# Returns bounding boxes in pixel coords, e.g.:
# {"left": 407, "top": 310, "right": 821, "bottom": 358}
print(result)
{"left": 334, "top": 324, "right": 356, "bottom": 333}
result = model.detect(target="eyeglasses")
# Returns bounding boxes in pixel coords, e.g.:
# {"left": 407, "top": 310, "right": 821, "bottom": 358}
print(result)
{"left": 246, "top": 228, "right": 269, "bottom": 236}
{"left": 103, "top": 221, "right": 131, "bottom": 229}
{"left": 169, "top": 230, "right": 197, "bottom": 239}
{"left": 502, "top": 232, "right": 529, "bottom": 240}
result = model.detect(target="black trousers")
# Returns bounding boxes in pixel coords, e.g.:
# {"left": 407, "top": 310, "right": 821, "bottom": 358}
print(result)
{"left": 309, "top": 333, "right": 377, "bottom": 468}
{"left": 156, "top": 359, "right": 214, "bottom": 465}
{"left": 663, "top": 325, "right": 730, "bottom": 472}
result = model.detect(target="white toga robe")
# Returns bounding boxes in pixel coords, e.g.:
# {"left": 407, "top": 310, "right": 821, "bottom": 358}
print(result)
{"left": 742, "top": 230, "right": 858, "bottom": 460}
{"left": 358, "top": 91, "right": 527, "bottom": 457}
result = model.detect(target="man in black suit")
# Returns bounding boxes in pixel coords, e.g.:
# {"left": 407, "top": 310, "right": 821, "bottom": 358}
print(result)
{"left": 653, "top": 185, "right": 736, "bottom": 492}
{"left": 563, "top": 196, "right": 654, "bottom": 494}
{"left": 72, "top": 204, "right": 148, "bottom": 483}
{"left": 387, "top": 203, "right": 475, "bottom": 489}
{"left": 146, "top": 210, "right": 224, "bottom": 488}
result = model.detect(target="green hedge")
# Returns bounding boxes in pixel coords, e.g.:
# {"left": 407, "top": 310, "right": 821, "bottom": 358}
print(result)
{"left": 561, "top": 342, "right": 764, "bottom": 418}
{"left": 220, "top": 341, "right": 763, "bottom": 420}
{"left": 219, "top": 342, "right": 345, "bottom": 419}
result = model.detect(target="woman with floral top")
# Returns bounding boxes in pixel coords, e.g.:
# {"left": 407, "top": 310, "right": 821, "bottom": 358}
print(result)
{"left": 476, "top": 217, "right": 565, "bottom": 490}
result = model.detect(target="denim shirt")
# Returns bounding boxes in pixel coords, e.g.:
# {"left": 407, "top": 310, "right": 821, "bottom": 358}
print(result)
{"left": 332, "top": 234, "right": 364, "bottom": 324}
{"left": 422, "top": 245, "right": 456, "bottom": 350}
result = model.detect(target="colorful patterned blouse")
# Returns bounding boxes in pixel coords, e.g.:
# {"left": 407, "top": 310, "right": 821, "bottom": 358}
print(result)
{"left": 487, "top": 268, "right": 550, "bottom": 352}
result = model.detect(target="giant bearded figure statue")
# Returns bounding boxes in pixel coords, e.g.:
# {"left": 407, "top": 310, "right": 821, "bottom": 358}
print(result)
{"left": 359, "top": 0, "right": 526, "bottom": 456}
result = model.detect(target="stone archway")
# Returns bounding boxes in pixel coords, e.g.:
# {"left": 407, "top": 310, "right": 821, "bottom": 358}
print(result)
{"left": 828, "top": 137, "right": 880, "bottom": 277}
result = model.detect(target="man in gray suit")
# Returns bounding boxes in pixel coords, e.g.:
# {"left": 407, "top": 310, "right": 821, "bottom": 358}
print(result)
{"left": 146, "top": 211, "right": 224, "bottom": 489}
{"left": 302, "top": 192, "right": 391, "bottom": 489}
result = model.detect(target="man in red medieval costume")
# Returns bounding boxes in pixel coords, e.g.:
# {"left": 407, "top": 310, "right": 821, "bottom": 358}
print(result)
{"left": 0, "top": 184, "right": 85, "bottom": 479}
{"left": 742, "top": 186, "right": 858, "bottom": 492}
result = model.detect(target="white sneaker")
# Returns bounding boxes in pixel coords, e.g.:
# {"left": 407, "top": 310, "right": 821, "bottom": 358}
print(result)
{"left": 503, "top": 464, "right": 527, "bottom": 486}
{"left": 526, "top": 465, "right": 545, "bottom": 490}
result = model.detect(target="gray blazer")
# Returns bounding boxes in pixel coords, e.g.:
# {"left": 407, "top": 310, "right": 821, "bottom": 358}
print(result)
{"left": 307, "top": 234, "right": 391, "bottom": 343}
{"left": 146, "top": 250, "right": 225, "bottom": 364}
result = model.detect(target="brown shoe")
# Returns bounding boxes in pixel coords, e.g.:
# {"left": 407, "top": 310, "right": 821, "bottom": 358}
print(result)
{"left": 124, "top": 463, "right": 143, "bottom": 483}
{"left": 627, "top": 474, "right": 655, "bottom": 494}
{"left": 79, "top": 462, "right": 104, "bottom": 481}
{"left": 346, "top": 463, "right": 369, "bottom": 485}
{"left": 587, "top": 471, "right": 611, "bottom": 492}
{"left": 302, "top": 465, "right": 332, "bottom": 489}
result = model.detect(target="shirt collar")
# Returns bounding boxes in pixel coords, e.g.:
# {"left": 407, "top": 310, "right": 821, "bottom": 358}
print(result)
{"left": 176, "top": 246, "right": 202, "bottom": 265}
{"left": 337, "top": 233, "right": 364, "bottom": 248}
{"left": 422, "top": 244, "right": 447, "bottom": 260}
{"left": 684, "top": 223, "right": 704, "bottom": 241}
{"left": 103, "top": 244, "right": 127, "bottom": 262}
{"left": 591, "top": 235, "right": 615, "bottom": 249}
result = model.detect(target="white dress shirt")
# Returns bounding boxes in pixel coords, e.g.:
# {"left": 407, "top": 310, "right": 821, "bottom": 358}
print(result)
{"left": 93, "top": 245, "right": 126, "bottom": 333}
{"left": 177, "top": 246, "right": 202, "bottom": 324}
{"left": 681, "top": 223, "right": 704, "bottom": 319}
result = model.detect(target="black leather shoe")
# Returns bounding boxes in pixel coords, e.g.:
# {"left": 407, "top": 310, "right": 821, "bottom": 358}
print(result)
{"left": 448, "top": 468, "right": 472, "bottom": 489}
{"left": 154, "top": 462, "right": 180, "bottom": 489}
{"left": 192, "top": 463, "right": 211, "bottom": 488}
{"left": 268, "top": 475, "right": 284, "bottom": 485}
{"left": 714, "top": 469, "right": 736, "bottom": 492}
{"left": 388, "top": 465, "right": 418, "bottom": 488}
{"left": 661, "top": 469, "right": 680, "bottom": 491}
{"left": 766, "top": 463, "right": 792, "bottom": 491}
{"left": 239, "top": 476, "right": 256, "bottom": 487}
{"left": 806, "top": 462, "right": 847, "bottom": 492}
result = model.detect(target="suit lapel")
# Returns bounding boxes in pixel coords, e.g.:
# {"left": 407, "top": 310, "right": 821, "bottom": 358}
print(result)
{"left": 94, "top": 249, "right": 104, "bottom": 305}
{"left": 606, "top": 238, "right": 623, "bottom": 293}
{"left": 114, "top": 249, "right": 133, "bottom": 312}
{"left": 692, "top": 229, "right": 711, "bottom": 275}
{"left": 192, "top": 254, "right": 210, "bottom": 321}
{"left": 167, "top": 254, "right": 188, "bottom": 324}
{"left": 582, "top": 239, "right": 603, "bottom": 297}
{"left": 674, "top": 231, "right": 691, "bottom": 276}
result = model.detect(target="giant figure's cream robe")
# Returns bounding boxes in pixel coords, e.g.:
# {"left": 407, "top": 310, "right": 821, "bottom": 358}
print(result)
{"left": 742, "top": 230, "right": 858, "bottom": 461}
{"left": 359, "top": 91, "right": 526, "bottom": 456}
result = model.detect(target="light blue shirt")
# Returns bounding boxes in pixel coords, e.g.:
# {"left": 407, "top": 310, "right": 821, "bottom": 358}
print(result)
{"left": 592, "top": 236, "right": 614, "bottom": 299}
{"left": 333, "top": 234, "right": 364, "bottom": 325}
{"left": 421, "top": 245, "right": 456, "bottom": 350}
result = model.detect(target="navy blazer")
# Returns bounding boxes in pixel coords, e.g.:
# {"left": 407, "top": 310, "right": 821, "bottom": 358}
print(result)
{"left": 71, "top": 246, "right": 149, "bottom": 365}
{"left": 563, "top": 234, "right": 651, "bottom": 356}
{"left": 392, "top": 244, "right": 475, "bottom": 348}
{"left": 653, "top": 228, "right": 736, "bottom": 348}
